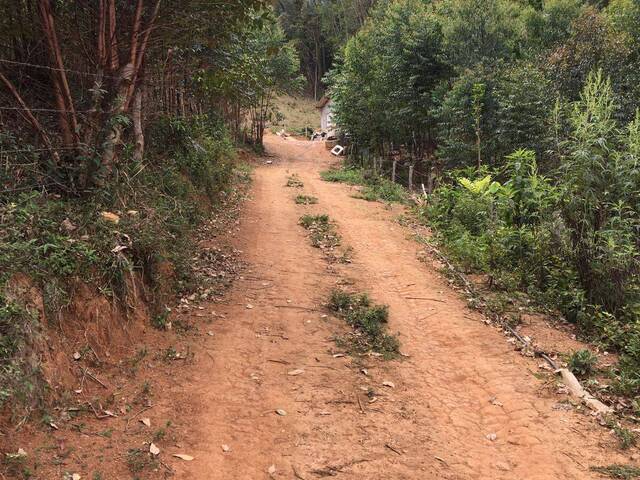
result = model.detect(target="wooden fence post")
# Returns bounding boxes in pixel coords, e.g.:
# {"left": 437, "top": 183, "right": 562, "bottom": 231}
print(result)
{"left": 392, "top": 160, "right": 397, "bottom": 183}
{"left": 408, "top": 165, "right": 414, "bottom": 191}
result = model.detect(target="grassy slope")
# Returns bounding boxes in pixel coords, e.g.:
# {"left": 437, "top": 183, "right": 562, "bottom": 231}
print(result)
{"left": 271, "top": 95, "right": 320, "bottom": 135}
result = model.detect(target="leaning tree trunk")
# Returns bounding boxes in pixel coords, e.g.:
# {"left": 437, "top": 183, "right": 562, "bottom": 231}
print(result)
{"left": 132, "top": 87, "right": 144, "bottom": 162}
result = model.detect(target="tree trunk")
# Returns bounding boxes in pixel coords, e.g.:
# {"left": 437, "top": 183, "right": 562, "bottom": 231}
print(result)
{"left": 107, "top": 0, "right": 119, "bottom": 73}
{"left": 99, "top": 63, "right": 135, "bottom": 178}
{"left": 132, "top": 87, "right": 144, "bottom": 162}
{"left": 38, "top": 0, "right": 78, "bottom": 148}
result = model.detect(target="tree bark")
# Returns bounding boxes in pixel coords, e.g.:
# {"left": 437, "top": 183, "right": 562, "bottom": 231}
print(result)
{"left": 38, "top": 0, "right": 78, "bottom": 148}
{"left": 99, "top": 63, "right": 135, "bottom": 177}
{"left": 124, "top": 0, "right": 161, "bottom": 111}
{"left": 107, "top": 0, "right": 119, "bottom": 73}
{"left": 132, "top": 87, "right": 144, "bottom": 162}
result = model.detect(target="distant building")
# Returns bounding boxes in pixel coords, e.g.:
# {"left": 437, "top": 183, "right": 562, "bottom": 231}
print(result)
{"left": 316, "top": 96, "right": 334, "bottom": 130}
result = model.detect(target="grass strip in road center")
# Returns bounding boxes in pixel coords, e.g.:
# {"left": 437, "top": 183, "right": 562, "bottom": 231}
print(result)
{"left": 328, "top": 289, "right": 400, "bottom": 359}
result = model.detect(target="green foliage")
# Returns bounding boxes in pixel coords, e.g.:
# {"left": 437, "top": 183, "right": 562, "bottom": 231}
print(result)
{"left": 591, "top": 464, "right": 640, "bottom": 479}
{"left": 328, "top": 289, "right": 399, "bottom": 358}
{"left": 0, "top": 296, "right": 42, "bottom": 409}
{"left": 0, "top": 114, "right": 237, "bottom": 408}
{"left": 294, "top": 195, "right": 318, "bottom": 205}
{"left": 560, "top": 71, "right": 640, "bottom": 316}
{"left": 436, "top": 63, "right": 554, "bottom": 170}
{"left": 567, "top": 349, "right": 598, "bottom": 377}
{"left": 206, "top": 13, "right": 303, "bottom": 145}
{"left": 546, "top": 6, "right": 637, "bottom": 116}
{"left": 321, "top": 166, "right": 406, "bottom": 203}
{"left": 299, "top": 214, "right": 341, "bottom": 250}
{"left": 435, "top": 0, "right": 530, "bottom": 69}
{"left": 327, "top": 0, "right": 451, "bottom": 159}
{"left": 523, "top": 0, "right": 585, "bottom": 52}
{"left": 425, "top": 73, "right": 640, "bottom": 395}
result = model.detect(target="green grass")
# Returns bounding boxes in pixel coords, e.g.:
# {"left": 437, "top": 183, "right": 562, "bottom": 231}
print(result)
{"left": 321, "top": 166, "right": 407, "bottom": 203}
{"left": 271, "top": 95, "right": 319, "bottom": 135}
{"left": 328, "top": 289, "right": 400, "bottom": 358}
{"left": 321, "top": 168, "right": 367, "bottom": 185}
{"left": 591, "top": 465, "right": 640, "bottom": 479}
{"left": 299, "top": 214, "right": 339, "bottom": 248}
{"left": 294, "top": 194, "right": 318, "bottom": 205}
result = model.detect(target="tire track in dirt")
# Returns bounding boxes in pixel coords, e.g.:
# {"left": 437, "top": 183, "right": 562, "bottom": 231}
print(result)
{"left": 174, "top": 134, "right": 627, "bottom": 479}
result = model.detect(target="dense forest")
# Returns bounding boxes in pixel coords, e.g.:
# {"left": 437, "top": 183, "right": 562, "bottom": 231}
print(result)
{"left": 313, "top": 0, "right": 640, "bottom": 396}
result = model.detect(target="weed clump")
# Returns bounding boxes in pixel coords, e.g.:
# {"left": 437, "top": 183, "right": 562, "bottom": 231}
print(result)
{"left": 299, "top": 214, "right": 340, "bottom": 249}
{"left": 567, "top": 349, "right": 597, "bottom": 377}
{"left": 328, "top": 289, "right": 399, "bottom": 358}
{"left": 286, "top": 174, "right": 304, "bottom": 188}
{"left": 294, "top": 194, "right": 318, "bottom": 205}
{"left": 591, "top": 464, "right": 640, "bottom": 479}
{"left": 0, "top": 296, "right": 43, "bottom": 409}
{"left": 605, "top": 418, "right": 638, "bottom": 450}
{"left": 126, "top": 447, "right": 158, "bottom": 473}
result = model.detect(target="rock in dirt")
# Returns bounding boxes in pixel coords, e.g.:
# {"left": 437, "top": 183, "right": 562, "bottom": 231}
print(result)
{"left": 276, "top": 409, "right": 287, "bottom": 416}
{"left": 150, "top": 443, "right": 160, "bottom": 456}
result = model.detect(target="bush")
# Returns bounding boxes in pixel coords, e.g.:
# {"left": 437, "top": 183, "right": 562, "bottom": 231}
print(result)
{"left": 567, "top": 349, "right": 598, "bottom": 377}
{"left": 0, "top": 113, "right": 237, "bottom": 408}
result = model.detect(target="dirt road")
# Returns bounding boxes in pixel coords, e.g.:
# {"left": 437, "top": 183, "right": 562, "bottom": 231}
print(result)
{"left": 174, "top": 134, "right": 625, "bottom": 479}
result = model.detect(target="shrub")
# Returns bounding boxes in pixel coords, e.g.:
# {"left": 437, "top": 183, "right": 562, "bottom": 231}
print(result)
{"left": 567, "top": 349, "right": 598, "bottom": 377}
{"left": 0, "top": 113, "right": 237, "bottom": 408}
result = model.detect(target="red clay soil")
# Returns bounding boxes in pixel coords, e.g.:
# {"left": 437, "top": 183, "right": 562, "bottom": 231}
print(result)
{"left": 7, "top": 134, "right": 636, "bottom": 479}
{"left": 170, "top": 134, "right": 632, "bottom": 479}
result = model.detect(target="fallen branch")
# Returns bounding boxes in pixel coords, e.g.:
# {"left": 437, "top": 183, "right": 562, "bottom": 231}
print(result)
{"left": 311, "top": 459, "right": 369, "bottom": 477}
{"left": 267, "top": 359, "right": 290, "bottom": 365}
{"left": 82, "top": 368, "right": 108, "bottom": 389}
{"left": 404, "top": 296, "right": 445, "bottom": 303}
{"left": 274, "top": 305, "right": 320, "bottom": 312}
{"left": 558, "top": 368, "right": 612, "bottom": 415}
{"left": 384, "top": 443, "right": 402, "bottom": 455}
{"left": 355, "top": 391, "right": 365, "bottom": 414}
{"left": 125, "top": 404, "right": 156, "bottom": 429}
